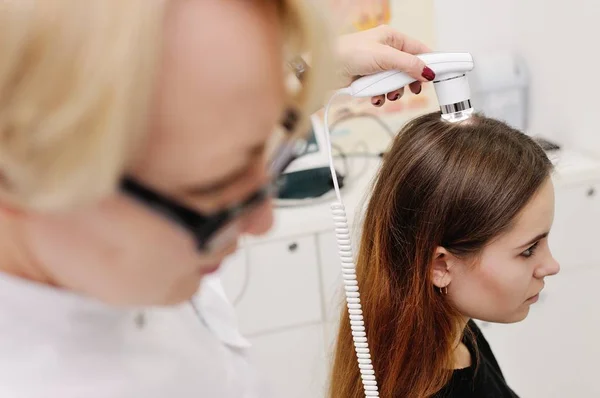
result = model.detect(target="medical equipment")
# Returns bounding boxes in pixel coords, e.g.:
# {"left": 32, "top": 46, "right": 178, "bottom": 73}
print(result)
{"left": 276, "top": 167, "right": 344, "bottom": 199}
{"left": 283, "top": 115, "right": 331, "bottom": 174}
{"left": 276, "top": 112, "right": 392, "bottom": 205}
{"left": 276, "top": 115, "right": 345, "bottom": 202}
{"left": 324, "top": 52, "right": 475, "bottom": 397}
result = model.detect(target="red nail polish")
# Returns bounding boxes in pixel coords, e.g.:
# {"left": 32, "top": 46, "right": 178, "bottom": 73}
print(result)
{"left": 422, "top": 66, "right": 436, "bottom": 81}
{"left": 416, "top": 86, "right": 422, "bottom": 95}
{"left": 393, "top": 93, "right": 401, "bottom": 100}
{"left": 374, "top": 99, "right": 382, "bottom": 106}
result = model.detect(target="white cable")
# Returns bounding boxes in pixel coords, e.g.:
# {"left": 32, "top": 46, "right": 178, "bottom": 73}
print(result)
{"left": 325, "top": 89, "right": 379, "bottom": 397}
{"left": 323, "top": 90, "right": 346, "bottom": 203}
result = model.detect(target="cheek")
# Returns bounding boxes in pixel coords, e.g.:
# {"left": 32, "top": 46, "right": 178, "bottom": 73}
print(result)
{"left": 451, "top": 259, "right": 533, "bottom": 322}
{"left": 23, "top": 196, "right": 203, "bottom": 305}
{"left": 478, "top": 260, "right": 531, "bottom": 301}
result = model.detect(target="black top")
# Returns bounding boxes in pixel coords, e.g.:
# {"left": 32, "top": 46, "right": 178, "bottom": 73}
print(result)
{"left": 434, "top": 320, "right": 519, "bottom": 398}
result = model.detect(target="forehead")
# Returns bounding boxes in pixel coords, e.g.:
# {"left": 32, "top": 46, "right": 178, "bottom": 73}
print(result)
{"left": 139, "top": 0, "right": 285, "bottom": 188}
{"left": 491, "top": 178, "right": 555, "bottom": 248}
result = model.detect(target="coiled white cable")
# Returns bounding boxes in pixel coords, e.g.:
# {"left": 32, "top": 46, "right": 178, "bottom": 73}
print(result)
{"left": 324, "top": 90, "right": 379, "bottom": 397}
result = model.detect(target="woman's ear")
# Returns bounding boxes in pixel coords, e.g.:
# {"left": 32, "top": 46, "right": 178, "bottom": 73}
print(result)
{"left": 431, "top": 246, "right": 452, "bottom": 289}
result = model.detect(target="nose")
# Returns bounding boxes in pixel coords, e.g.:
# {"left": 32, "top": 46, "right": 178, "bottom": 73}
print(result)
{"left": 242, "top": 198, "right": 274, "bottom": 236}
{"left": 534, "top": 254, "right": 560, "bottom": 279}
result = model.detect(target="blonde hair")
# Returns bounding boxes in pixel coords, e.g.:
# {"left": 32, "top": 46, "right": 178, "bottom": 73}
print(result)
{"left": 0, "top": 0, "right": 333, "bottom": 211}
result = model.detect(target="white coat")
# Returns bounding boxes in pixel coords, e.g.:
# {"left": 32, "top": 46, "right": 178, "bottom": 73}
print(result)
{"left": 0, "top": 272, "right": 270, "bottom": 398}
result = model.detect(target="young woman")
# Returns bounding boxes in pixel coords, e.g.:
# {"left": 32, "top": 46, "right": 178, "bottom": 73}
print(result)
{"left": 329, "top": 113, "right": 560, "bottom": 397}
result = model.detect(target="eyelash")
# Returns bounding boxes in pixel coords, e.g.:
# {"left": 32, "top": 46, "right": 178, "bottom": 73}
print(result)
{"left": 521, "top": 241, "right": 540, "bottom": 258}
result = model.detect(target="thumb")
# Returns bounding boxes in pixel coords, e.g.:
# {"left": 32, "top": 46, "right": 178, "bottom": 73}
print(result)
{"left": 374, "top": 45, "right": 435, "bottom": 82}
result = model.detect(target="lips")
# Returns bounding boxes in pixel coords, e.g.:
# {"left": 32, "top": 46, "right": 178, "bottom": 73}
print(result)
{"left": 527, "top": 287, "right": 544, "bottom": 302}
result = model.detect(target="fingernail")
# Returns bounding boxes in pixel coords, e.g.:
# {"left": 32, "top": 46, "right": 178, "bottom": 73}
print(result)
{"left": 392, "top": 93, "right": 401, "bottom": 100}
{"left": 374, "top": 99, "right": 382, "bottom": 106}
{"left": 416, "top": 86, "right": 422, "bottom": 95}
{"left": 422, "top": 66, "right": 435, "bottom": 81}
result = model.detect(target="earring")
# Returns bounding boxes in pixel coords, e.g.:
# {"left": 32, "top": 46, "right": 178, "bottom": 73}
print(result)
{"left": 439, "top": 285, "right": 449, "bottom": 295}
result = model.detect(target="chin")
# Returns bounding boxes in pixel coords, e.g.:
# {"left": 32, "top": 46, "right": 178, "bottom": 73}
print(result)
{"left": 515, "top": 306, "right": 531, "bottom": 322}
{"left": 499, "top": 307, "right": 531, "bottom": 324}
{"left": 475, "top": 307, "right": 530, "bottom": 325}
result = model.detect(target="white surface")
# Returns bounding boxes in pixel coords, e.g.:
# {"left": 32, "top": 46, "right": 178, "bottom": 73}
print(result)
{"left": 550, "top": 180, "right": 600, "bottom": 269}
{"left": 317, "top": 231, "right": 344, "bottom": 322}
{"left": 249, "top": 324, "right": 328, "bottom": 398}
{"left": 434, "top": 0, "right": 600, "bottom": 155}
{"left": 433, "top": 73, "right": 471, "bottom": 106}
{"left": 233, "top": 235, "right": 323, "bottom": 336}
{"left": 469, "top": 53, "right": 529, "bottom": 130}
{"left": 434, "top": 0, "right": 518, "bottom": 55}
{"left": 515, "top": 0, "right": 600, "bottom": 153}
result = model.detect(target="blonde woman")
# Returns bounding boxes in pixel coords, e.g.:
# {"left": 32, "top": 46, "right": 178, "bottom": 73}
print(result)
{"left": 0, "top": 1, "right": 433, "bottom": 397}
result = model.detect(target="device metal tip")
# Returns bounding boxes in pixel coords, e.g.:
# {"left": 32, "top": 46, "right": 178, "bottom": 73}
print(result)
{"left": 440, "top": 100, "right": 474, "bottom": 123}
{"left": 441, "top": 108, "right": 474, "bottom": 123}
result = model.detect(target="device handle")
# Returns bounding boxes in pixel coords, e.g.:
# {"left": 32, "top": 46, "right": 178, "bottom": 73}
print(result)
{"left": 348, "top": 52, "right": 474, "bottom": 98}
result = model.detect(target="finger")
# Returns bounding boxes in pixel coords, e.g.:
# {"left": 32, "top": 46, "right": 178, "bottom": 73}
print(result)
{"left": 371, "top": 95, "right": 385, "bottom": 107}
{"left": 387, "top": 87, "right": 404, "bottom": 101}
{"left": 375, "top": 45, "right": 434, "bottom": 82}
{"left": 378, "top": 25, "right": 432, "bottom": 54}
{"left": 409, "top": 81, "right": 422, "bottom": 95}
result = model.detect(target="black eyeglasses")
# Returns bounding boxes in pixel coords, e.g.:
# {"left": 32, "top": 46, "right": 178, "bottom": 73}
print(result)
{"left": 120, "top": 110, "right": 302, "bottom": 253}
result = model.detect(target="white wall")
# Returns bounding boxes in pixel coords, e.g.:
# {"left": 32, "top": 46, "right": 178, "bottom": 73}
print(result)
{"left": 515, "top": 1, "right": 600, "bottom": 153}
{"left": 433, "top": 0, "right": 517, "bottom": 54}
{"left": 434, "top": 0, "right": 600, "bottom": 155}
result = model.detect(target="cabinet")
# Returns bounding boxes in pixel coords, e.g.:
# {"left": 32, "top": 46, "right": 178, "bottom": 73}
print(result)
{"left": 249, "top": 324, "right": 328, "bottom": 398}
{"left": 222, "top": 235, "right": 323, "bottom": 336}
{"left": 550, "top": 180, "right": 600, "bottom": 268}
{"left": 317, "top": 231, "right": 345, "bottom": 323}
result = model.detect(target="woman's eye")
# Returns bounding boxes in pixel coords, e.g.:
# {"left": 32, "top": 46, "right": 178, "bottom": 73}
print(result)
{"left": 521, "top": 241, "right": 540, "bottom": 258}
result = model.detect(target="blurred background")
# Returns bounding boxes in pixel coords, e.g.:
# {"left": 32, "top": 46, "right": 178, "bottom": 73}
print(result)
{"left": 221, "top": 1, "right": 600, "bottom": 397}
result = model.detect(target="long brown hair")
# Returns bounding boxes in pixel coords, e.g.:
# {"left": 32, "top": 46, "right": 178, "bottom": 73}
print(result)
{"left": 329, "top": 113, "right": 552, "bottom": 398}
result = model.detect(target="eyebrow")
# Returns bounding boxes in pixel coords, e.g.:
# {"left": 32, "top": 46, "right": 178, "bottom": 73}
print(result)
{"left": 182, "top": 143, "right": 265, "bottom": 196}
{"left": 517, "top": 232, "right": 549, "bottom": 249}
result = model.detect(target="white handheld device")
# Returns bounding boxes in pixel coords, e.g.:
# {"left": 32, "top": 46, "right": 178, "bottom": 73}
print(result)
{"left": 324, "top": 53, "right": 475, "bottom": 397}
{"left": 345, "top": 52, "right": 475, "bottom": 122}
